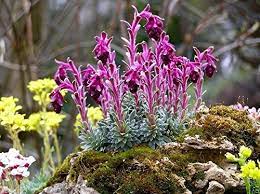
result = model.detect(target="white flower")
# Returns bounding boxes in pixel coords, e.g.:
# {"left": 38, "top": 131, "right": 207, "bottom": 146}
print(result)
{"left": 25, "top": 156, "right": 36, "bottom": 167}
{"left": 10, "top": 166, "right": 30, "bottom": 178}
{"left": 0, "top": 148, "right": 36, "bottom": 182}
{"left": 0, "top": 166, "right": 6, "bottom": 180}
{"left": 7, "top": 148, "right": 20, "bottom": 158}
{"left": 0, "top": 153, "right": 8, "bottom": 166}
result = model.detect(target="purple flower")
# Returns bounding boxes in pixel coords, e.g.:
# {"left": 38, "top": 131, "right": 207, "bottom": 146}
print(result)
{"left": 87, "top": 73, "right": 104, "bottom": 104}
{"left": 50, "top": 90, "right": 64, "bottom": 113}
{"left": 93, "top": 32, "right": 112, "bottom": 64}
{"left": 144, "top": 15, "right": 164, "bottom": 41}
{"left": 205, "top": 64, "right": 216, "bottom": 77}
{"left": 54, "top": 66, "right": 66, "bottom": 85}
{"left": 124, "top": 64, "right": 142, "bottom": 94}
{"left": 189, "top": 69, "right": 200, "bottom": 83}
{"left": 193, "top": 46, "right": 218, "bottom": 78}
{"left": 159, "top": 33, "right": 176, "bottom": 65}
{"left": 82, "top": 65, "right": 95, "bottom": 86}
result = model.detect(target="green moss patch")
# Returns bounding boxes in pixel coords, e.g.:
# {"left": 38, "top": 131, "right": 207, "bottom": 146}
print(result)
{"left": 178, "top": 105, "right": 255, "bottom": 147}
{"left": 44, "top": 145, "right": 233, "bottom": 194}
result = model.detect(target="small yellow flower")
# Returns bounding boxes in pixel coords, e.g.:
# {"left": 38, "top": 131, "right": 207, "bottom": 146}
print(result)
{"left": 225, "top": 152, "right": 237, "bottom": 162}
{"left": 28, "top": 78, "right": 59, "bottom": 107}
{"left": 74, "top": 106, "right": 104, "bottom": 134}
{"left": 241, "top": 160, "right": 256, "bottom": 178}
{"left": 27, "top": 112, "right": 65, "bottom": 134}
{"left": 87, "top": 107, "right": 103, "bottom": 126}
{"left": 239, "top": 146, "right": 252, "bottom": 159}
{"left": 249, "top": 167, "right": 260, "bottom": 180}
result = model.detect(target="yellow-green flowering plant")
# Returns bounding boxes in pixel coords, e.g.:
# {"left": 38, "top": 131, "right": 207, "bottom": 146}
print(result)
{"left": 27, "top": 78, "right": 66, "bottom": 171}
{"left": 27, "top": 78, "right": 57, "bottom": 109}
{"left": 226, "top": 146, "right": 260, "bottom": 194}
{"left": 74, "top": 106, "right": 103, "bottom": 135}
{"left": 0, "top": 97, "right": 28, "bottom": 153}
{"left": 27, "top": 112, "right": 65, "bottom": 170}
{"left": 0, "top": 78, "right": 66, "bottom": 174}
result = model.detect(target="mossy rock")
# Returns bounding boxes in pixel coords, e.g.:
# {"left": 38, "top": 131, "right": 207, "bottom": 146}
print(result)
{"left": 178, "top": 105, "right": 255, "bottom": 147}
{"left": 41, "top": 105, "right": 256, "bottom": 194}
{"left": 42, "top": 145, "right": 233, "bottom": 194}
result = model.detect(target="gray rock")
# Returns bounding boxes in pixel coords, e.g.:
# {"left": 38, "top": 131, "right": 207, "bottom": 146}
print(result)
{"left": 206, "top": 181, "right": 225, "bottom": 194}
{"left": 163, "top": 135, "right": 236, "bottom": 152}
{"left": 187, "top": 161, "right": 242, "bottom": 192}
{"left": 183, "top": 135, "right": 235, "bottom": 151}
{"left": 40, "top": 176, "right": 99, "bottom": 194}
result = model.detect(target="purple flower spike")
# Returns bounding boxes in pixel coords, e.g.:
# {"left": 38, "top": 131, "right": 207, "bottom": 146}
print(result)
{"left": 51, "top": 58, "right": 91, "bottom": 131}
{"left": 50, "top": 90, "right": 64, "bottom": 113}
{"left": 145, "top": 15, "right": 164, "bottom": 41}
{"left": 93, "top": 32, "right": 113, "bottom": 64}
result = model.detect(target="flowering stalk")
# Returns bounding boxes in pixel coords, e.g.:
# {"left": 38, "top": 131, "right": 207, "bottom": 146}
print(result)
{"left": 92, "top": 32, "right": 126, "bottom": 132}
{"left": 105, "top": 64, "right": 125, "bottom": 132}
{"left": 51, "top": 58, "right": 90, "bottom": 131}
{"left": 180, "top": 58, "right": 190, "bottom": 119}
{"left": 193, "top": 46, "right": 217, "bottom": 111}
{"left": 0, "top": 97, "right": 26, "bottom": 154}
{"left": 167, "top": 66, "right": 182, "bottom": 114}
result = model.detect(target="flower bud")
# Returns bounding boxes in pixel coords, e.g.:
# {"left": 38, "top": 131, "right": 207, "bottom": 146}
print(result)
{"left": 205, "top": 64, "right": 216, "bottom": 78}
{"left": 225, "top": 152, "right": 237, "bottom": 161}
{"left": 189, "top": 70, "right": 200, "bottom": 83}
{"left": 145, "top": 16, "right": 164, "bottom": 41}
{"left": 239, "top": 146, "right": 252, "bottom": 159}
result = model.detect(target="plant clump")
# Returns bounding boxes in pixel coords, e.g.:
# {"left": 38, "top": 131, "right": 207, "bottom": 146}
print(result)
{"left": 0, "top": 148, "right": 35, "bottom": 194}
{"left": 226, "top": 146, "right": 260, "bottom": 194}
{"left": 50, "top": 4, "right": 218, "bottom": 152}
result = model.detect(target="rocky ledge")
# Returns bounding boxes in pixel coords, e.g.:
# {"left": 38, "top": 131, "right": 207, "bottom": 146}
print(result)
{"left": 39, "top": 105, "right": 259, "bottom": 194}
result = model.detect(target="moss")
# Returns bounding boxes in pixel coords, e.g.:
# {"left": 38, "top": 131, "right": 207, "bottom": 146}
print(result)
{"left": 209, "top": 105, "right": 253, "bottom": 130}
{"left": 116, "top": 172, "right": 181, "bottom": 194}
{"left": 193, "top": 171, "right": 205, "bottom": 181}
{"left": 46, "top": 153, "right": 77, "bottom": 187}
{"left": 176, "top": 126, "right": 204, "bottom": 143}
{"left": 178, "top": 105, "right": 255, "bottom": 147}
{"left": 202, "top": 115, "right": 241, "bottom": 135}
{"left": 44, "top": 146, "right": 193, "bottom": 194}
{"left": 69, "top": 150, "right": 111, "bottom": 182}
{"left": 162, "top": 148, "right": 226, "bottom": 175}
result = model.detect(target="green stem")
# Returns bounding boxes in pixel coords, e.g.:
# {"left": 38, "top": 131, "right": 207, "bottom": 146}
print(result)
{"left": 10, "top": 130, "right": 23, "bottom": 154}
{"left": 53, "top": 132, "right": 62, "bottom": 165}
{"left": 17, "top": 181, "right": 20, "bottom": 194}
{"left": 244, "top": 178, "right": 251, "bottom": 194}
{"left": 42, "top": 129, "right": 55, "bottom": 172}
